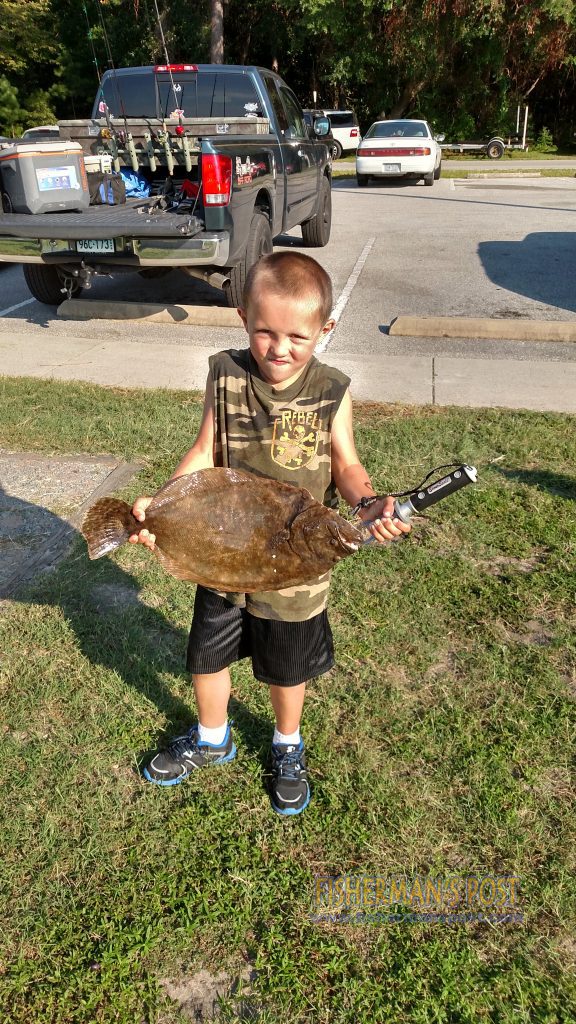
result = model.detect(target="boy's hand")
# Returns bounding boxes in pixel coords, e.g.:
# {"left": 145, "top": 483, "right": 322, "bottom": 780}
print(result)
{"left": 129, "top": 496, "right": 156, "bottom": 550}
{"left": 358, "top": 495, "right": 411, "bottom": 544}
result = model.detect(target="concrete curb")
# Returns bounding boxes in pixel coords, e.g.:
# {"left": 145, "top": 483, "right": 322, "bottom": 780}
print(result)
{"left": 389, "top": 316, "right": 576, "bottom": 343}
{"left": 58, "top": 299, "right": 243, "bottom": 328}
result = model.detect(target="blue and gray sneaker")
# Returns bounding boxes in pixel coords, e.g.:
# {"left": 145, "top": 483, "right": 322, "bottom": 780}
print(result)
{"left": 270, "top": 740, "right": 310, "bottom": 816}
{"left": 143, "top": 724, "right": 236, "bottom": 786}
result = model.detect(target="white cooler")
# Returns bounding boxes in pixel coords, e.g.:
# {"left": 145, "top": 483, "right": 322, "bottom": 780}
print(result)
{"left": 0, "top": 141, "right": 90, "bottom": 214}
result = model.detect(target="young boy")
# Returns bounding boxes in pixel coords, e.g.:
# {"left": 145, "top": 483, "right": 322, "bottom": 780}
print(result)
{"left": 130, "top": 251, "right": 410, "bottom": 815}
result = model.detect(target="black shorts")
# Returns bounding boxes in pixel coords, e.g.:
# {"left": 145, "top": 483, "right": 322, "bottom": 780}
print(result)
{"left": 186, "top": 586, "right": 335, "bottom": 686}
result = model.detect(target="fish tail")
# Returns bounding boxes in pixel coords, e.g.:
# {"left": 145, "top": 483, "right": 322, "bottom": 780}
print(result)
{"left": 82, "top": 498, "right": 139, "bottom": 560}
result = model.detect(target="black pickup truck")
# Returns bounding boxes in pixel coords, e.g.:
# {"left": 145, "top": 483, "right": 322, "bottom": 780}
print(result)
{"left": 0, "top": 64, "right": 332, "bottom": 306}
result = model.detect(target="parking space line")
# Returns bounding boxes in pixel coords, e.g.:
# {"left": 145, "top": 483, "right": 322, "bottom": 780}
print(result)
{"left": 316, "top": 237, "right": 375, "bottom": 353}
{"left": 0, "top": 297, "right": 36, "bottom": 317}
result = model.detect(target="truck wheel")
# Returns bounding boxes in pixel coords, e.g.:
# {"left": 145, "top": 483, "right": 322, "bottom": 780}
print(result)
{"left": 486, "top": 139, "right": 504, "bottom": 159}
{"left": 331, "top": 140, "right": 343, "bottom": 160}
{"left": 225, "top": 209, "right": 273, "bottom": 307}
{"left": 301, "top": 176, "right": 332, "bottom": 247}
{"left": 23, "top": 264, "right": 83, "bottom": 305}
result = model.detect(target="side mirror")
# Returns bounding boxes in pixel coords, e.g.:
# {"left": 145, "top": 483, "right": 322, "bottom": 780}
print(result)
{"left": 313, "top": 116, "right": 330, "bottom": 137}
{"left": 435, "top": 133, "right": 446, "bottom": 142}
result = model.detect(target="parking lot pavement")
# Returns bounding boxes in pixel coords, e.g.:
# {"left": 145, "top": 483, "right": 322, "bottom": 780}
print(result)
{"left": 1, "top": 174, "right": 576, "bottom": 412}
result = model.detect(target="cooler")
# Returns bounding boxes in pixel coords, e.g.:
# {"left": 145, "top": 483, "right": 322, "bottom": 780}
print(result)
{"left": 0, "top": 141, "right": 89, "bottom": 214}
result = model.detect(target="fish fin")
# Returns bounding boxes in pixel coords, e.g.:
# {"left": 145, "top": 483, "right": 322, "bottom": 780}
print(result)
{"left": 82, "top": 498, "right": 139, "bottom": 560}
{"left": 153, "top": 545, "right": 199, "bottom": 582}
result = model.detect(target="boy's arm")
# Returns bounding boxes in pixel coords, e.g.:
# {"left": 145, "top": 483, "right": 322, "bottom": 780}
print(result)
{"left": 331, "top": 389, "right": 410, "bottom": 543}
{"left": 167, "top": 376, "right": 215, "bottom": 479}
{"left": 130, "top": 375, "right": 215, "bottom": 548}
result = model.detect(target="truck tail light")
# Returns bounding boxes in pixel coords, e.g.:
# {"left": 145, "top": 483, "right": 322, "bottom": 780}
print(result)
{"left": 350, "top": 128, "right": 359, "bottom": 137}
{"left": 357, "top": 146, "right": 431, "bottom": 157}
{"left": 201, "top": 153, "right": 233, "bottom": 206}
{"left": 154, "top": 64, "right": 198, "bottom": 72}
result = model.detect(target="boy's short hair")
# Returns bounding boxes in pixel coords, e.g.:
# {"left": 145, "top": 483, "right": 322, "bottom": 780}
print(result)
{"left": 243, "top": 252, "right": 333, "bottom": 325}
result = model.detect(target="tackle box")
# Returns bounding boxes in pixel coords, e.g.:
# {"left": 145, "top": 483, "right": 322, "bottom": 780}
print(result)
{"left": 0, "top": 141, "right": 89, "bottom": 214}
{"left": 83, "top": 153, "right": 113, "bottom": 174}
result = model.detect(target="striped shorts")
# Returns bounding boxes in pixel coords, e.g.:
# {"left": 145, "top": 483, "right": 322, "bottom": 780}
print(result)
{"left": 186, "top": 585, "right": 335, "bottom": 686}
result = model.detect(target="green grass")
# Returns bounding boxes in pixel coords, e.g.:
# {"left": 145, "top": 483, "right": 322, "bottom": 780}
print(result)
{"left": 1, "top": 377, "right": 575, "bottom": 1023}
{"left": 332, "top": 167, "right": 575, "bottom": 180}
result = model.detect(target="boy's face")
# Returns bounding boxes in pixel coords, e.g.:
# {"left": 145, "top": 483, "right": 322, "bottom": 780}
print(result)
{"left": 238, "top": 290, "right": 335, "bottom": 389}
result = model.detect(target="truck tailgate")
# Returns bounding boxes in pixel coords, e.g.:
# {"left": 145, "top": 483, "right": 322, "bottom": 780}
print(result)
{"left": 0, "top": 201, "right": 204, "bottom": 239}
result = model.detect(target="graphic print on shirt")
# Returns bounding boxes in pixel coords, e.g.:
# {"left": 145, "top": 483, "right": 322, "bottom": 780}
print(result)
{"left": 271, "top": 409, "right": 321, "bottom": 469}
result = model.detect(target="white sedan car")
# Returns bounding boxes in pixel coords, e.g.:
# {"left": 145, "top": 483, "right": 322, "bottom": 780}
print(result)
{"left": 356, "top": 119, "right": 442, "bottom": 187}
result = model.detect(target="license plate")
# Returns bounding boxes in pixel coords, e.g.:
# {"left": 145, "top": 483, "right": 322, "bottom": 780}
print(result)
{"left": 383, "top": 163, "right": 401, "bottom": 173}
{"left": 76, "top": 239, "right": 115, "bottom": 253}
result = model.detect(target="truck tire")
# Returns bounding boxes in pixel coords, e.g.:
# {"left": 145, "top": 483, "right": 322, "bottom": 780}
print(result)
{"left": 301, "top": 176, "right": 332, "bottom": 247}
{"left": 23, "top": 264, "right": 83, "bottom": 305}
{"left": 225, "top": 209, "right": 273, "bottom": 308}
{"left": 486, "top": 139, "right": 504, "bottom": 159}
{"left": 331, "top": 140, "right": 343, "bottom": 160}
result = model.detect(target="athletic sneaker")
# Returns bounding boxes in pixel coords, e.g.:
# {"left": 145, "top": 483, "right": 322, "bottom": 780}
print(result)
{"left": 143, "top": 724, "right": 236, "bottom": 786}
{"left": 270, "top": 740, "right": 310, "bottom": 816}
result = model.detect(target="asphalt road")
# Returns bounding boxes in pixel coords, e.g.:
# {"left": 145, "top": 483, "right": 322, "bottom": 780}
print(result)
{"left": 1, "top": 172, "right": 576, "bottom": 409}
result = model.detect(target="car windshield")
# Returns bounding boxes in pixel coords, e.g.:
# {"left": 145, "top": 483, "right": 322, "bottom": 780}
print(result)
{"left": 364, "top": 121, "right": 429, "bottom": 139}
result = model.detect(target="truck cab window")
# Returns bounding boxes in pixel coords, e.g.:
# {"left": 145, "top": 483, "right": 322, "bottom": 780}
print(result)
{"left": 262, "top": 76, "right": 288, "bottom": 132}
{"left": 97, "top": 74, "right": 156, "bottom": 118}
{"left": 158, "top": 73, "right": 261, "bottom": 120}
{"left": 277, "top": 87, "right": 306, "bottom": 139}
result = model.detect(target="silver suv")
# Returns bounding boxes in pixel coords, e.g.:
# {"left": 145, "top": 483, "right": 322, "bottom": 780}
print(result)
{"left": 321, "top": 109, "right": 359, "bottom": 158}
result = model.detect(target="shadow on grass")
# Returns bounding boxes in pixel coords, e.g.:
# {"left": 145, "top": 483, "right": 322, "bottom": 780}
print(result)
{"left": 2, "top": 485, "right": 270, "bottom": 766}
{"left": 494, "top": 467, "right": 576, "bottom": 499}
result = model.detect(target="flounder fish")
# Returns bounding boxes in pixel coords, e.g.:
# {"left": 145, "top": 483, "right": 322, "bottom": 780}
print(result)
{"left": 82, "top": 467, "right": 367, "bottom": 592}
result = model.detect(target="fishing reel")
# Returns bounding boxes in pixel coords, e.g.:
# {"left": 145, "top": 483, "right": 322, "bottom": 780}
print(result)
{"left": 353, "top": 463, "right": 478, "bottom": 530}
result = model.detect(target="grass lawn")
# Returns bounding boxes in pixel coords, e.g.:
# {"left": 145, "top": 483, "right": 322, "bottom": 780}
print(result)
{"left": 1, "top": 377, "right": 575, "bottom": 1023}
{"left": 332, "top": 167, "right": 576, "bottom": 180}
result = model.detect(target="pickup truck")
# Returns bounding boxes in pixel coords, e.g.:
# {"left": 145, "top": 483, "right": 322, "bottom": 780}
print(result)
{"left": 0, "top": 64, "right": 333, "bottom": 307}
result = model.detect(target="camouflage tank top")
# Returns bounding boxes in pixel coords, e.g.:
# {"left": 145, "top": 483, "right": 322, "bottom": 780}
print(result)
{"left": 208, "top": 348, "right": 351, "bottom": 621}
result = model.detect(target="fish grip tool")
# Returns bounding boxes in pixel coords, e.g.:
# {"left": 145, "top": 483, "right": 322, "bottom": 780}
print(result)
{"left": 353, "top": 463, "right": 477, "bottom": 539}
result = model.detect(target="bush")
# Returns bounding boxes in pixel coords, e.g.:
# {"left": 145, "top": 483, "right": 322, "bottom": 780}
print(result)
{"left": 533, "top": 127, "right": 557, "bottom": 153}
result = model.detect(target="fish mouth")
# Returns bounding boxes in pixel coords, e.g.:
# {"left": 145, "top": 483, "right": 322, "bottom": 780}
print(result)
{"left": 334, "top": 524, "right": 359, "bottom": 553}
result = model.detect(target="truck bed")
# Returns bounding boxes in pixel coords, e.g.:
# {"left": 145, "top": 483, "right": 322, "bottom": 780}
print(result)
{"left": 0, "top": 200, "right": 204, "bottom": 239}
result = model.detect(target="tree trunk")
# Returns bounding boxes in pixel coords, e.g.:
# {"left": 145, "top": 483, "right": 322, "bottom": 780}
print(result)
{"left": 388, "top": 79, "right": 426, "bottom": 119}
{"left": 210, "top": 0, "right": 224, "bottom": 64}
{"left": 240, "top": 24, "right": 252, "bottom": 66}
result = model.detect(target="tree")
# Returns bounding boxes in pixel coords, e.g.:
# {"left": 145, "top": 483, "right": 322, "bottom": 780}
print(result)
{"left": 210, "top": 0, "right": 224, "bottom": 63}
{"left": 0, "top": 75, "right": 22, "bottom": 136}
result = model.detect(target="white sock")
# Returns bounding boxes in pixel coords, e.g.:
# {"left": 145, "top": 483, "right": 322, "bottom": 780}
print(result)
{"left": 273, "top": 726, "right": 301, "bottom": 747}
{"left": 198, "top": 720, "right": 228, "bottom": 746}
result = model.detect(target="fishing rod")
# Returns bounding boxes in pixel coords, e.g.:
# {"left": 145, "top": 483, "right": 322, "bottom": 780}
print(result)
{"left": 94, "top": 0, "right": 139, "bottom": 171}
{"left": 82, "top": 0, "right": 122, "bottom": 172}
{"left": 82, "top": 2, "right": 102, "bottom": 84}
{"left": 149, "top": 0, "right": 196, "bottom": 187}
{"left": 353, "top": 463, "right": 478, "bottom": 537}
{"left": 152, "top": 0, "right": 182, "bottom": 125}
